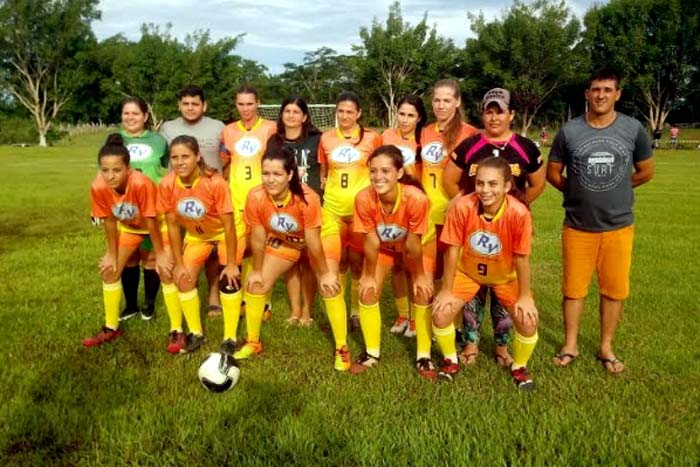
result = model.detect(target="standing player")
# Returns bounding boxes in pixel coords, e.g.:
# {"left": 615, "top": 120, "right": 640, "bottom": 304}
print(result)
{"left": 433, "top": 157, "right": 539, "bottom": 389}
{"left": 83, "top": 134, "right": 178, "bottom": 349}
{"left": 265, "top": 97, "right": 322, "bottom": 327}
{"left": 160, "top": 136, "right": 243, "bottom": 354}
{"left": 318, "top": 92, "right": 382, "bottom": 331}
{"left": 118, "top": 97, "right": 169, "bottom": 321}
{"left": 547, "top": 67, "right": 654, "bottom": 373}
{"left": 381, "top": 96, "right": 428, "bottom": 337}
{"left": 421, "top": 80, "right": 478, "bottom": 280}
{"left": 351, "top": 145, "right": 435, "bottom": 377}
{"left": 219, "top": 85, "right": 276, "bottom": 317}
{"left": 235, "top": 147, "right": 341, "bottom": 364}
{"left": 160, "top": 85, "right": 226, "bottom": 318}
{"left": 443, "top": 88, "right": 545, "bottom": 367}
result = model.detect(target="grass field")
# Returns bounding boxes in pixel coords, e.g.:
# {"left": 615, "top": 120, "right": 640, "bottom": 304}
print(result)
{"left": 1, "top": 133, "right": 699, "bottom": 465}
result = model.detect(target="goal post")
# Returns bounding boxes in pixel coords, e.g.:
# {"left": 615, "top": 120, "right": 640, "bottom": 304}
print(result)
{"left": 258, "top": 104, "right": 337, "bottom": 131}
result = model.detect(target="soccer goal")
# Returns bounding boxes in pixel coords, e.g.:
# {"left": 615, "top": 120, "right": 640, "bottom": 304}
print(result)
{"left": 258, "top": 104, "right": 337, "bottom": 131}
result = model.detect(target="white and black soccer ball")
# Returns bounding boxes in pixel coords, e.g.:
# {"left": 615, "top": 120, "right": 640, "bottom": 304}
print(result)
{"left": 198, "top": 352, "right": 241, "bottom": 392}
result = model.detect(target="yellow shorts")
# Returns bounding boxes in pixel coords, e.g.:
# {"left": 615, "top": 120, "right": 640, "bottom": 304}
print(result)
{"left": 182, "top": 231, "right": 245, "bottom": 267}
{"left": 320, "top": 207, "right": 363, "bottom": 262}
{"left": 452, "top": 269, "right": 519, "bottom": 307}
{"left": 562, "top": 224, "right": 634, "bottom": 300}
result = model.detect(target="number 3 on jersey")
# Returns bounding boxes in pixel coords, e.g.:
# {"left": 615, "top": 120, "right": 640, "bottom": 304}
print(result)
{"left": 341, "top": 173, "right": 349, "bottom": 188}
{"left": 245, "top": 165, "right": 252, "bottom": 180}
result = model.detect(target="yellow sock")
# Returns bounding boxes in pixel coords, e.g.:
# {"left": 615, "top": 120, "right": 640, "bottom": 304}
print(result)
{"left": 322, "top": 292, "right": 347, "bottom": 348}
{"left": 395, "top": 296, "right": 409, "bottom": 319}
{"left": 243, "top": 292, "right": 265, "bottom": 343}
{"left": 414, "top": 304, "right": 432, "bottom": 360}
{"left": 359, "top": 302, "right": 381, "bottom": 358}
{"left": 512, "top": 331, "right": 538, "bottom": 369}
{"left": 433, "top": 323, "right": 457, "bottom": 362}
{"left": 179, "top": 289, "right": 202, "bottom": 335}
{"left": 103, "top": 281, "right": 122, "bottom": 330}
{"left": 162, "top": 283, "right": 182, "bottom": 331}
{"left": 350, "top": 278, "right": 360, "bottom": 316}
{"left": 221, "top": 290, "right": 243, "bottom": 341}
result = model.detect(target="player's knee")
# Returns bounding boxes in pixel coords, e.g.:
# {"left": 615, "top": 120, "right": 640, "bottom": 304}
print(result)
{"left": 513, "top": 316, "right": 537, "bottom": 337}
{"left": 177, "top": 275, "right": 196, "bottom": 293}
{"left": 432, "top": 309, "right": 453, "bottom": 329}
{"left": 246, "top": 281, "right": 268, "bottom": 295}
{"left": 101, "top": 270, "right": 119, "bottom": 284}
{"left": 414, "top": 290, "right": 431, "bottom": 306}
{"left": 359, "top": 290, "right": 378, "bottom": 305}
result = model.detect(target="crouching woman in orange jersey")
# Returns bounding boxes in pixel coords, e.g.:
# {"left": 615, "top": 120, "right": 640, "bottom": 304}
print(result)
{"left": 159, "top": 135, "right": 243, "bottom": 354}
{"left": 83, "top": 134, "right": 176, "bottom": 348}
{"left": 350, "top": 145, "right": 436, "bottom": 377}
{"left": 432, "top": 157, "right": 539, "bottom": 389}
{"left": 234, "top": 147, "right": 342, "bottom": 364}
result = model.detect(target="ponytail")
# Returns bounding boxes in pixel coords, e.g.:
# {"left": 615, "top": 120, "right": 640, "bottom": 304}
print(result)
{"left": 98, "top": 133, "right": 130, "bottom": 165}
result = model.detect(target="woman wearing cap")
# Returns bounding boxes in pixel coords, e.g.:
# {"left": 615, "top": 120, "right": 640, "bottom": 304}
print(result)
{"left": 442, "top": 87, "right": 545, "bottom": 368}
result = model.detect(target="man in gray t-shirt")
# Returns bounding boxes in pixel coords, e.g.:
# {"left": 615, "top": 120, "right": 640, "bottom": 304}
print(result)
{"left": 547, "top": 68, "right": 654, "bottom": 374}
{"left": 160, "top": 85, "right": 226, "bottom": 316}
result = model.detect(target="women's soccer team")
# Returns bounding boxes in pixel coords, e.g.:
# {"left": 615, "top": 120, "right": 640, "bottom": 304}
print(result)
{"left": 84, "top": 80, "right": 542, "bottom": 390}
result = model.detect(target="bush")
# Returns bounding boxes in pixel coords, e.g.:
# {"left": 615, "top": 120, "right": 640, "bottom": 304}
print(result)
{"left": 0, "top": 117, "right": 37, "bottom": 144}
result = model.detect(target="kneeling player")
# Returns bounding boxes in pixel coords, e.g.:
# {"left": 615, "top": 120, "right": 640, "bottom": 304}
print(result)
{"left": 159, "top": 135, "right": 243, "bottom": 354}
{"left": 351, "top": 145, "right": 435, "bottom": 377}
{"left": 235, "top": 147, "right": 341, "bottom": 365}
{"left": 432, "top": 157, "right": 539, "bottom": 389}
{"left": 83, "top": 134, "right": 177, "bottom": 348}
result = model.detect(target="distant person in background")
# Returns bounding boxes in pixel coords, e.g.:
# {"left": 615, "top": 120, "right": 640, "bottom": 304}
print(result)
{"left": 547, "top": 67, "right": 654, "bottom": 374}
{"left": 118, "top": 96, "right": 168, "bottom": 322}
{"left": 670, "top": 125, "right": 679, "bottom": 149}
{"left": 540, "top": 127, "right": 549, "bottom": 147}
{"left": 160, "top": 85, "right": 226, "bottom": 318}
{"left": 652, "top": 127, "right": 662, "bottom": 149}
{"left": 265, "top": 96, "right": 322, "bottom": 327}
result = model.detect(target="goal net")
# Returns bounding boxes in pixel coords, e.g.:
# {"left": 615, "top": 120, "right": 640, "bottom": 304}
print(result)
{"left": 258, "top": 104, "right": 337, "bottom": 131}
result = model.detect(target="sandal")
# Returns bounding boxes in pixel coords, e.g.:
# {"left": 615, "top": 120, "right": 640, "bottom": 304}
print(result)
{"left": 458, "top": 342, "right": 479, "bottom": 365}
{"left": 207, "top": 305, "right": 222, "bottom": 317}
{"left": 597, "top": 355, "right": 625, "bottom": 374}
{"left": 299, "top": 318, "right": 314, "bottom": 327}
{"left": 286, "top": 316, "right": 300, "bottom": 326}
{"left": 553, "top": 352, "right": 578, "bottom": 367}
{"left": 494, "top": 345, "right": 514, "bottom": 368}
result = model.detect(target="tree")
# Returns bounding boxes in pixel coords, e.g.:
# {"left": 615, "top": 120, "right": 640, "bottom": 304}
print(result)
{"left": 584, "top": 0, "right": 699, "bottom": 131}
{"left": 278, "top": 47, "right": 354, "bottom": 104}
{"left": 352, "top": 1, "right": 459, "bottom": 127}
{"left": 463, "top": 0, "right": 583, "bottom": 135}
{"left": 0, "top": 0, "right": 100, "bottom": 146}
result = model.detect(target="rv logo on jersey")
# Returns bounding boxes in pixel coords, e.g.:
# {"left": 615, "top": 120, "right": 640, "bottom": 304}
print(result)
{"left": 376, "top": 224, "right": 408, "bottom": 242}
{"left": 398, "top": 146, "right": 416, "bottom": 166}
{"left": 111, "top": 202, "right": 139, "bottom": 221}
{"left": 421, "top": 142, "right": 446, "bottom": 164}
{"left": 330, "top": 146, "right": 362, "bottom": 164}
{"left": 127, "top": 143, "right": 154, "bottom": 162}
{"left": 177, "top": 197, "right": 207, "bottom": 220}
{"left": 234, "top": 137, "right": 262, "bottom": 158}
{"left": 269, "top": 213, "right": 300, "bottom": 233}
{"left": 469, "top": 231, "right": 502, "bottom": 256}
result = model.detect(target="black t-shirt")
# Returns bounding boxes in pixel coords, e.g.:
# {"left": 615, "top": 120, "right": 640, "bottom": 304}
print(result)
{"left": 266, "top": 132, "right": 322, "bottom": 196}
{"left": 452, "top": 133, "right": 543, "bottom": 194}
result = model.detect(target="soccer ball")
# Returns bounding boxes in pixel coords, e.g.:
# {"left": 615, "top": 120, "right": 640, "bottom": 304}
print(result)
{"left": 198, "top": 352, "right": 241, "bottom": 392}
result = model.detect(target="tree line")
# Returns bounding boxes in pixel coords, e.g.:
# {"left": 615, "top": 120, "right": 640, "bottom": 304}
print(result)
{"left": 1, "top": 0, "right": 699, "bottom": 146}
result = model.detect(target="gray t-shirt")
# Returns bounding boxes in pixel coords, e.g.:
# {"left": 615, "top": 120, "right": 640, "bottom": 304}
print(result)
{"left": 159, "top": 116, "right": 225, "bottom": 171}
{"left": 549, "top": 113, "right": 652, "bottom": 232}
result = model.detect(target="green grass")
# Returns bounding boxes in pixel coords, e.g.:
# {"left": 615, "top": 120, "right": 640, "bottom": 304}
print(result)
{"left": 1, "top": 134, "right": 699, "bottom": 465}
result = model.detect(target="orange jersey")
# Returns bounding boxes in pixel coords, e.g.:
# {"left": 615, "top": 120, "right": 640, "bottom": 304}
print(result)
{"left": 244, "top": 184, "right": 322, "bottom": 250}
{"left": 353, "top": 184, "right": 429, "bottom": 254}
{"left": 318, "top": 128, "right": 382, "bottom": 217}
{"left": 420, "top": 122, "right": 478, "bottom": 225}
{"left": 90, "top": 169, "right": 157, "bottom": 233}
{"left": 219, "top": 118, "right": 276, "bottom": 211}
{"left": 441, "top": 193, "right": 532, "bottom": 285}
{"left": 381, "top": 129, "right": 419, "bottom": 167}
{"left": 158, "top": 171, "right": 233, "bottom": 238}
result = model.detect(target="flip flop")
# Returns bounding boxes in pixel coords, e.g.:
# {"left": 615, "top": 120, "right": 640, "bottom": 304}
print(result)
{"left": 553, "top": 352, "right": 578, "bottom": 367}
{"left": 494, "top": 350, "right": 514, "bottom": 368}
{"left": 207, "top": 305, "right": 222, "bottom": 317}
{"left": 299, "top": 318, "right": 314, "bottom": 328}
{"left": 286, "top": 316, "right": 300, "bottom": 326}
{"left": 597, "top": 356, "right": 625, "bottom": 374}
{"left": 458, "top": 351, "right": 478, "bottom": 365}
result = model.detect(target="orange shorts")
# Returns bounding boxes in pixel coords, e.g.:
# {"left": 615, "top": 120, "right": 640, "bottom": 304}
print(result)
{"left": 452, "top": 269, "right": 519, "bottom": 308}
{"left": 377, "top": 238, "right": 437, "bottom": 274}
{"left": 182, "top": 232, "right": 245, "bottom": 267}
{"left": 321, "top": 207, "right": 363, "bottom": 262}
{"left": 562, "top": 224, "right": 634, "bottom": 300}
{"left": 264, "top": 235, "right": 303, "bottom": 263}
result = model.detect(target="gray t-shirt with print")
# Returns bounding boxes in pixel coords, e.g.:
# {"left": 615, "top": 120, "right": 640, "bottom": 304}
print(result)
{"left": 549, "top": 113, "right": 652, "bottom": 232}
{"left": 159, "top": 116, "right": 225, "bottom": 171}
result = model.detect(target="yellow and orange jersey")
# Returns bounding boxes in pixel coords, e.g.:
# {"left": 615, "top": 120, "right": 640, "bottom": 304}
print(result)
{"left": 353, "top": 184, "right": 429, "bottom": 254}
{"left": 381, "top": 129, "right": 419, "bottom": 168}
{"left": 420, "top": 122, "right": 478, "bottom": 225}
{"left": 244, "top": 184, "right": 322, "bottom": 250}
{"left": 91, "top": 169, "right": 157, "bottom": 234}
{"left": 441, "top": 193, "right": 532, "bottom": 285}
{"left": 219, "top": 117, "right": 276, "bottom": 211}
{"left": 157, "top": 171, "right": 233, "bottom": 238}
{"left": 318, "top": 127, "right": 382, "bottom": 217}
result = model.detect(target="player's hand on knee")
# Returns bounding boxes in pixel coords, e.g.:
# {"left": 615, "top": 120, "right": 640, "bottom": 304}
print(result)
{"left": 99, "top": 253, "right": 117, "bottom": 277}
{"left": 318, "top": 272, "right": 340, "bottom": 298}
{"left": 246, "top": 270, "right": 264, "bottom": 293}
{"left": 220, "top": 264, "right": 240, "bottom": 291}
{"left": 432, "top": 290, "right": 454, "bottom": 327}
{"left": 513, "top": 295, "right": 539, "bottom": 330}
{"left": 155, "top": 252, "right": 173, "bottom": 278}
{"left": 358, "top": 275, "right": 378, "bottom": 304}
{"left": 174, "top": 265, "right": 192, "bottom": 291}
{"left": 412, "top": 273, "right": 433, "bottom": 304}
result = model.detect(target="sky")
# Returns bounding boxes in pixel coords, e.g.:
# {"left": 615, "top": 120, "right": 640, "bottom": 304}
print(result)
{"left": 93, "top": 0, "right": 601, "bottom": 75}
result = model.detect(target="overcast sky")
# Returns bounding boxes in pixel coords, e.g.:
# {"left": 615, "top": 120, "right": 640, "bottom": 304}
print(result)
{"left": 93, "top": 0, "right": 601, "bottom": 75}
